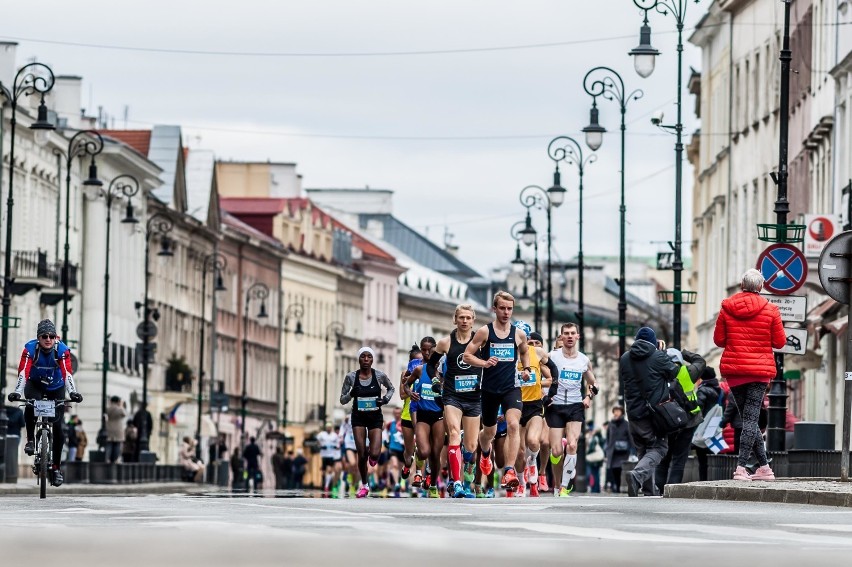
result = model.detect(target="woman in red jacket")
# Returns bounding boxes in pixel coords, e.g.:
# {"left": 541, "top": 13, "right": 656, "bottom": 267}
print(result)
{"left": 713, "top": 269, "right": 786, "bottom": 481}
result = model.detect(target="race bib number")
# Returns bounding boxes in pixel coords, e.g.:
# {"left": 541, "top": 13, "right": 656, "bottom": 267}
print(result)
{"left": 356, "top": 397, "right": 379, "bottom": 411}
{"left": 34, "top": 400, "right": 55, "bottom": 417}
{"left": 490, "top": 342, "right": 515, "bottom": 362}
{"left": 421, "top": 382, "right": 436, "bottom": 401}
{"left": 454, "top": 375, "right": 478, "bottom": 393}
{"left": 559, "top": 369, "right": 582, "bottom": 383}
{"left": 517, "top": 369, "right": 537, "bottom": 388}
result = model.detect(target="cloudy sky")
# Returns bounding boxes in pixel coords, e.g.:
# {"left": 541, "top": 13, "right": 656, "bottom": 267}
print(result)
{"left": 4, "top": 0, "right": 704, "bottom": 276}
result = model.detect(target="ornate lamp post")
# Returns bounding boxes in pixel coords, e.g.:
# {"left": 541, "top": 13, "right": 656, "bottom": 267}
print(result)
{"left": 281, "top": 302, "right": 304, "bottom": 427}
{"left": 195, "top": 253, "right": 227, "bottom": 459}
{"left": 241, "top": 282, "right": 269, "bottom": 442}
{"left": 510, "top": 219, "right": 541, "bottom": 330}
{"left": 518, "top": 185, "right": 565, "bottom": 345}
{"left": 83, "top": 174, "right": 140, "bottom": 446}
{"left": 629, "top": 0, "right": 699, "bottom": 348}
{"left": 0, "top": 63, "right": 56, "bottom": 481}
{"left": 323, "top": 321, "right": 345, "bottom": 422}
{"left": 582, "top": 65, "right": 643, "bottom": 402}
{"left": 547, "top": 135, "right": 596, "bottom": 351}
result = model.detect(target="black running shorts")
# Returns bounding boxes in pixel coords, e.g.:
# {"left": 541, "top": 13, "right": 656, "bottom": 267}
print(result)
{"left": 545, "top": 403, "right": 585, "bottom": 429}
{"left": 481, "top": 388, "right": 523, "bottom": 428}
{"left": 442, "top": 393, "right": 482, "bottom": 418}
{"left": 520, "top": 400, "right": 545, "bottom": 427}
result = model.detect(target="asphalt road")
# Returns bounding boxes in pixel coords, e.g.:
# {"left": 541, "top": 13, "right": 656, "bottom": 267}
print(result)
{"left": 1, "top": 491, "right": 851, "bottom": 566}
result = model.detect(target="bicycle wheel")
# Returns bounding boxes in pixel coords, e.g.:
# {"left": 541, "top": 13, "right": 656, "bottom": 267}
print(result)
{"left": 39, "top": 428, "right": 49, "bottom": 499}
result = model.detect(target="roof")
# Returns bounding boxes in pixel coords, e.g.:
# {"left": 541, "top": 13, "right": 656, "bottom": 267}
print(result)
{"left": 221, "top": 211, "right": 284, "bottom": 249}
{"left": 330, "top": 218, "right": 395, "bottom": 263}
{"left": 147, "top": 125, "right": 183, "bottom": 206}
{"left": 185, "top": 148, "right": 215, "bottom": 224}
{"left": 100, "top": 129, "right": 152, "bottom": 156}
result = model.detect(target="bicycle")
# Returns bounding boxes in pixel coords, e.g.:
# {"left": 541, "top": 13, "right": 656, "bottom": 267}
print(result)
{"left": 24, "top": 398, "right": 68, "bottom": 499}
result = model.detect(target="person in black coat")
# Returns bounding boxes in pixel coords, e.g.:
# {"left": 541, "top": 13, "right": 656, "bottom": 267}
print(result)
{"left": 694, "top": 366, "right": 723, "bottom": 481}
{"left": 620, "top": 327, "right": 678, "bottom": 497}
{"left": 604, "top": 406, "right": 633, "bottom": 493}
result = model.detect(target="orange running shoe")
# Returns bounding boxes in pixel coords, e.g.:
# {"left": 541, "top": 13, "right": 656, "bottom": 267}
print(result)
{"left": 529, "top": 482, "right": 540, "bottom": 497}
{"left": 538, "top": 475, "right": 549, "bottom": 492}
{"left": 501, "top": 467, "right": 520, "bottom": 489}
{"left": 479, "top": 453, "right": 493, "bottom": 477}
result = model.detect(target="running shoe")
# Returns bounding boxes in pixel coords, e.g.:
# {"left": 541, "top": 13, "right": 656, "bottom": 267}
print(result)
{"left": 516, "top": 483, "right": 526, "bottom": 497}
{"left": 411, "top": 473, "right": 423, "bottom": 488}
{"left": 558, "top": 486, "right": 572, "bottom": 498}
{"left": 356, "top": 485, "right": 370, "bottom": 498}
{"left": 463, "top": 462, "right": 476, "bottom": 483}
{"left": 464, "top": 487, "right": 476, "bottom": 499}
{"left": 424, "top": 474, "right": 432, "bottom": 490}
{"left": 500, "top": 467, "right": 520, "bottom": 489}
{"left": 428, "top": 487, "right": 440, "bottom": 498}
{"left": 479, "top": 453, "right": 493, "bottom": 477}
{"left": 452, "top": 480, "right": 465, "bottom": 498}
{"left": 401, "top": 464, "right": 411, "bottom": 479}
{"left": 485, "top": 487, "right": 496, "bottom": 499}
{"left": 751, "top": 465, "right": 775, "bottom": 481}
{"left": 506, "top": 488, "right": 515, "bottom": 498}
{"left": 538, "top": 475, "right": 549, "bottom": 493}
{"left": 368, "top": 456, "right": 378, "bottom": 467}
{"left": 529, "top": 483, "right": 540, "bottom": 497}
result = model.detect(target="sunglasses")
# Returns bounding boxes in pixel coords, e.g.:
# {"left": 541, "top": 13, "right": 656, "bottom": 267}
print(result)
{"left": 39, "top": 334, "right": 57, "bottom": 340}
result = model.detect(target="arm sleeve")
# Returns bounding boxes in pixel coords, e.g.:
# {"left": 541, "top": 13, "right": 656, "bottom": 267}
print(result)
{"left": 339, "top": 373, "right": 355, "bottom": 405}
{"left": 770, "top": 310, "right": 787, "bottom": 349}
{"left": 713, "top": 310, "right": 726, "bottom": 348}
{"left": 545, "top": 358, "right": 559, "bottom": 398}
{"left": 13, "top": 348, "right": 30, "bottom": 396}
{"left": 681, "top": 349, "right": 707, "bottom": 383}
{"left": 379, "top": 373, "right": 396, "bottom": 404}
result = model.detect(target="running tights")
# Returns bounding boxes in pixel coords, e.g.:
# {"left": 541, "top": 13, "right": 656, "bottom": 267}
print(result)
{"left": 731, "top": 382, "right": 769, "bottom": 468}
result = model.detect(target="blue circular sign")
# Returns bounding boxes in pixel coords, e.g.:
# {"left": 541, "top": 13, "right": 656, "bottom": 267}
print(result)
{"left": 756, "top": 244, "right": 808, "bottom": 295}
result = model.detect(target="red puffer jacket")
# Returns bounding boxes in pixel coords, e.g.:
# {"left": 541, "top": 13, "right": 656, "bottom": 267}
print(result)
{"left": 713, "top": 291, "right": 786, "bottom": 388}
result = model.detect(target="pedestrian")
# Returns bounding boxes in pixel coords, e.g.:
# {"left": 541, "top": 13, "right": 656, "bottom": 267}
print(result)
{"left": 714, "top": 268, "right": 786, "bottom": 481}
{"left": 243, "top": 436, "right": 263, "bottom": 492}
{"left": 406, "top": 336, "right": 445, "bottom": 498}
{"left": 292, "top": 448, "right": 308, "bottom": 489}
{"left": 5, "top": 403, "right": 25, "bottom": 439}
{"left": 132, "top": 403, "right": 153, "bottom": 459}
{"left": 66, "top": 415, "right": 79, "bottom": 463}
{"left": 283, "top": 450, "right": 295, "bottom": 489}
{"left": 317, "top": 422, "right": 341, "bottom": 494}
{"left": 585, "top": 421, "right": 605, "bottom": 493}
{"left": 75, "top": 417, "right": 88, "bottom": 461}
{"left": 605, "top": 406, "right": 632, "bottom": 493}
{"left": 271, "top": 445, "right": 286, "bottom": 490}
{"left": 230, "top": 448, "right": 245, "bottom": 492}
{"left": 179, "top": 436, "right": 204, "bottom": 482}
{"left": 694, "top": 366, "right": 723, "bottom": 481}
{"left": 122, "top": 420, "right": 138, "bottom": 463}
{"left": 208, "top": 434, "right": 228, "bottom": 463}
{"left": 655, "top": 347, "right": 706, "bottom": 494}
{"left": 620, "top": 326, "right": 678, "bottom": 497}
{"left": 105, "top": 396, "right": 126, "bottom": 464}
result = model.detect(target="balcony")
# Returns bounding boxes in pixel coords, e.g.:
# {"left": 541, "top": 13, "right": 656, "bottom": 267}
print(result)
{"left": 40, "top": 263, "right": 79, "bottom": 305}
{"left": 10, "top": 250, "right": 54, "bottom": 296}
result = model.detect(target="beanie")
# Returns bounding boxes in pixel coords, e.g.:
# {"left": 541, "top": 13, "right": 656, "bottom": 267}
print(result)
{"left": 635, "top": 326, "right": 657, "bottom": 345}
{"left": 37, "top": 319, "right": 57, "bottom": 337}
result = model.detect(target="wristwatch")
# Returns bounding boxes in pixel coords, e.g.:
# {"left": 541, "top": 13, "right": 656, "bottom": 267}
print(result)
{"left": 522, "top": 366, "right": 532, "bottom": 372}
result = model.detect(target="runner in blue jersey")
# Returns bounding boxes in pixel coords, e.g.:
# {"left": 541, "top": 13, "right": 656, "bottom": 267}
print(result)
{"left": 463, "top": 291, "right": 531, "bottom": 491}
{"left": 406, "top": 336, "right": 444, "bottom": 497}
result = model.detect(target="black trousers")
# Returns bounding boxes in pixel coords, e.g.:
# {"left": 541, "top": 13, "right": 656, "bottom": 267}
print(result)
{"left": 655, "top": 425, "right": 698, "bottom": 493}
{"left": 23, "top": 383, "right": 65, "bottom": 467}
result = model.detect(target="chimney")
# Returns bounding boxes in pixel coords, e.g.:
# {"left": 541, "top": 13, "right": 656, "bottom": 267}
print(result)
{"left": 0, "top": 42, "right": 18, "bottom": 92}
{"left": 52, "top": 75, "right": 83, "bottom": 130}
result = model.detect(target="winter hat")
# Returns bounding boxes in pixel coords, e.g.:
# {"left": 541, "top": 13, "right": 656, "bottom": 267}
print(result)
{"left": 702, "top": 367, "right": 716, "bottom": 380}
{"left": 36, "top": 319, "right": 56, "bottom": 337}
{"left": 666, "top": 348, "right": 685, "bottom": 365}
{"left": 357, "top": 346, "right": 375, "bottom": 359}
{"left": 529, "top": 331, "right": 544, "bottom": 344}
{"left": 635, "top": 326, "right": 657, "bottom": 345}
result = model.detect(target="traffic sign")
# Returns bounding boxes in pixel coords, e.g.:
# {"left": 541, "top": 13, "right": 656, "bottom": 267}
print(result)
{"left": 818, "top": 231, "right": 852, "bottom": 305}
{"left": 804, "top": 214, "right": 839, "bottom": 257}
{"left": 773, "top": 327, "right": 808, "bottom": 356}
{"left": 756, "top": 244, "right": 808, "bottom": 295}
{"left": 762, "top": 294, "right": 807, "bottom": 323}
{"left": 136, "top": 321, "right": 158, "bottom": 340}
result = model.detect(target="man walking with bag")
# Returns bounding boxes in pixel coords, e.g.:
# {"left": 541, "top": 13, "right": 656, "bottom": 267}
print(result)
{"left": 620, "top": 327, "right": 678, "bottom": 497}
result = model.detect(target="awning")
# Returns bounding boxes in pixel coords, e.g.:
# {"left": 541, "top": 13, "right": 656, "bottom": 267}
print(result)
{"left": 201, "top": 415, "right": 218, "bottom": 437}
{"left": 826, "top": 315, "right": 848, "bottom": 337}
{"left": 806, "top": 297, "right": 845, "bottom": 348}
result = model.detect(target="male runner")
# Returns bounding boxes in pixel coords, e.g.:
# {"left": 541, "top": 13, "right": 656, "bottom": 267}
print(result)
{"left": 545, "top": 323, "right": 598, "bottom": 497}
{"left": 531, "top": 331, "right": 553, "bottom": 493}
{"left": 463, "top": 291, "right": 530, "bottom": 491}
{"left": 316, "top": 421, "right": 341, "bottom": 495}
{"left": 432, "top": 304, "right": 482, "bottom": 498}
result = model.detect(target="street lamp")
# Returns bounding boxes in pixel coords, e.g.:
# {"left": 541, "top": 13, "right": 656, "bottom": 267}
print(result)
{"left": 518, "top": 185, "right": 563, "bottom": 345}
{"left": 630, "top": 0, "right": 698, "bottom": 349}
{"left": 195, "top": 252, "right": 227, "bottom": 459}
{"left": 58, "top": 130, "right": 104, "bottom": 343}
{"left": 510, "top": 219, "right": 541, "bottom": 330}
{"left": 83, "top": 174, "right": 139, "bottom": 447}
{"left": 323, "top": 321, "right": 345, "bottom": 422}
{"left": 0, "top": 62, "right": 55, "bottom": 482}
{"left": 582, "top": 65, "right": 643, "bottom": 402}
{"left": 281, "top": 302, "right": 304, "bottom": 427}
{"left": 369, "top": 338, "right": 389, "bottom": 365}
{"left": 241, "top": 282, "right": 269, "bottom": 442}
{"left": 547, "top": 135, "right": 596, "bottom": 352}
{"left": 138, "top": 212, "right": 175, "bottom": 456}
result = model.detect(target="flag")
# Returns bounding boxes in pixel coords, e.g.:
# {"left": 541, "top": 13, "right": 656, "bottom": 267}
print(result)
{"left": 166, "top": 402, "right": 182, "bottom": 425}
{"left": 705, "top": 432, "right": 729, "bottom": 455}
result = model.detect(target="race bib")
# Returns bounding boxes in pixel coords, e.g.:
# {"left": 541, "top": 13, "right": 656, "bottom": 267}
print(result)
{"left": 517, "top": 369, "right": 537, "bottom": 388}
{"left": 490, "top": 342, "right": 515, "bottom": 362}
{"left": 34, "top": 400, "right": 55, "bottom": 417}
{"left": 356, "top": 397, "right": 379, "bottom": 411}
{"left": 421, "top": 382, "right": 436, "bottom": 401}
{"left": 454, "top": 375, "right": 479, "bottom": 393}
{"left": 559, "top": 369, "right": 582, "bottom": 383}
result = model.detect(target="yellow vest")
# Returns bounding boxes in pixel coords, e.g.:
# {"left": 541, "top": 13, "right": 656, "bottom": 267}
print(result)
{"left": 518, "top": 347, "right": 543, "bottom": 402}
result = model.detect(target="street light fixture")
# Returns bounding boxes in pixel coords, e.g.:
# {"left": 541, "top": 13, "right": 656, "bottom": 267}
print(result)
{"left": 519, "top": 185, "right": 560, "bottom": 344}
{"left": 547, "top": 135, "right": 596, "bottom": 352}
{"left": 510, "top": 219, "right": 541, "bottom": 331}
{"left": 58, "top": 130, "right": 105, "bottom": 344}
{"left": 323, "top": 321, "right": 345, "bottom": 423}
{"left": 581, "top": 103, "right": 606, "bottom": 152}
{"left": 83, "top": 174, "right": 139, "bottom": 447}
{"left": 582, "top": 65, "right": 643, "bottom": 403}
{"left": 281, "top": 302, "right": 305, "bottom": 427}
{"left": 630, "top": 0, "right": 697, "bottom": 349}
{"left": 0, "top": 62, "right": 56, "bottom": 482}
{"left": 241, "top": 282, "right": 269, "bottom": 442}
{"left": 195, "top": 252, "right": 227, "bottom": 459}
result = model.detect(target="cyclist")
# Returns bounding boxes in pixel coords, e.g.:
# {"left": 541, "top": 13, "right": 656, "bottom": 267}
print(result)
{"left": 8, "top": 320, "right": 83, "bottom": 487}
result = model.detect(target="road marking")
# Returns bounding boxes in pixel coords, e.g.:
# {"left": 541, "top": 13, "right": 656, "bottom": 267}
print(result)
{"left": 778, "top": 524, "right": 852, "bottom": 533}
{"left": 652, "top": 523, "right": 852, "bottom": 546}
{"left": 461, "top": 522, "right": 725, "bottom": 544}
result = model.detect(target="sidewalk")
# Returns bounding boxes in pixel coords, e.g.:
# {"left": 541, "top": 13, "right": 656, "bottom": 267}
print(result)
{"left": 0, "top": 482, "right": 216, "bottom": 496}
{"left": 665, "top": 479, "right": 852, "bottom": 507}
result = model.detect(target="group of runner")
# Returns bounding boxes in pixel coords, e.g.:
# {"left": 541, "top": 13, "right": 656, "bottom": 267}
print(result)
{"left": 335, "top": 290, "right": 598, "bottom": 498}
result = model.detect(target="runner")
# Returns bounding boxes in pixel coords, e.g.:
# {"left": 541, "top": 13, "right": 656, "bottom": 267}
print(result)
{"left": 385, "top": 407, "right": 406, "bottom": 495}
{"left": 338, "top": 416, "right": 357, "bottom": 495}
{"left": 316, "top": 421, "right": 341, "bottom": 496}
{"left": 340, "top": 346, "right": 396, "bottom": 498}
{"left": 513, "top": 324, "right": 553, "bottom": 497}
{"left": 464, "top": 290, "right": 531, "bottom": 492}
{"left": 531, "top": 331, "right": 552, "bottom": 493}
{"left": 431, "top": 304, "right": 482, "bottom": 498}
{"left": 400, "top": 346, "right": 422, "bottom": 487}
{"left": 544, "top": 323, "right": 599, "bottom": 497}
{"left": 407, "top": 336, "right": 444, "bottom": 498}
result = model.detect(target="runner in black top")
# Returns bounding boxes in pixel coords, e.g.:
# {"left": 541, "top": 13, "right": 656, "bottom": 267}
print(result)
{"left": 463, "top": 290, "right": 531, "bottom": 491}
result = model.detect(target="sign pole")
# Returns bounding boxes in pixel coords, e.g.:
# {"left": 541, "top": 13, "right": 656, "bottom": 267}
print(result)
{"left": 844, "top": 238, "right": 852, "bottom": 482}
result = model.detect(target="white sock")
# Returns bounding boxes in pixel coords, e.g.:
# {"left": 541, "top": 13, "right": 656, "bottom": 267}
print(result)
{"left": 525, "top": 447, "right": 539, "bottom": 478}
{"left": 562, "top": 454, "right": 577, "bottom": 486}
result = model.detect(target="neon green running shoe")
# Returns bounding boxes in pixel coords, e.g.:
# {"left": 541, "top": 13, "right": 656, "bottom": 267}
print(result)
{"left": 558, "top": 486, "right": 573, "bottom": 498}
{"left": 463, "top": 462, "right": 476, "bottom": 484}
{"left": 428, "top": 487, "right": 440, "bottom": 498}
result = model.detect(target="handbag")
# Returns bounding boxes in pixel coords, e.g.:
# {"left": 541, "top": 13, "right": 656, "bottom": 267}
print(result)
{"left": 586, "top": 443, "right": 605, "bottom": 464}
{"left": 613, "top": 440, "right": 630, "bottom": 453}
{"left": 637, "top": 373, "right": 688, "bottom": 434}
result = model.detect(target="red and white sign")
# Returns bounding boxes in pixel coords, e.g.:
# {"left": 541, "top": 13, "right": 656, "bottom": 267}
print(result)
{"left": 804, "top": 214, "right": 839, "bottom": 258}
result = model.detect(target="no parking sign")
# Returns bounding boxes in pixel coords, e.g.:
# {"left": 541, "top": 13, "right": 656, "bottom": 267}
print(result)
{"left": 756, "top": 244, "right": 808, "bottom": 295}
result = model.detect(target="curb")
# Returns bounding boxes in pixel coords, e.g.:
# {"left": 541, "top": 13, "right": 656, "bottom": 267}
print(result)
{"left": 0, "top": 483, "right": 216, "bottom": 496}
{"left": 665, "top": 483, "right": 852, "bottom": 507}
